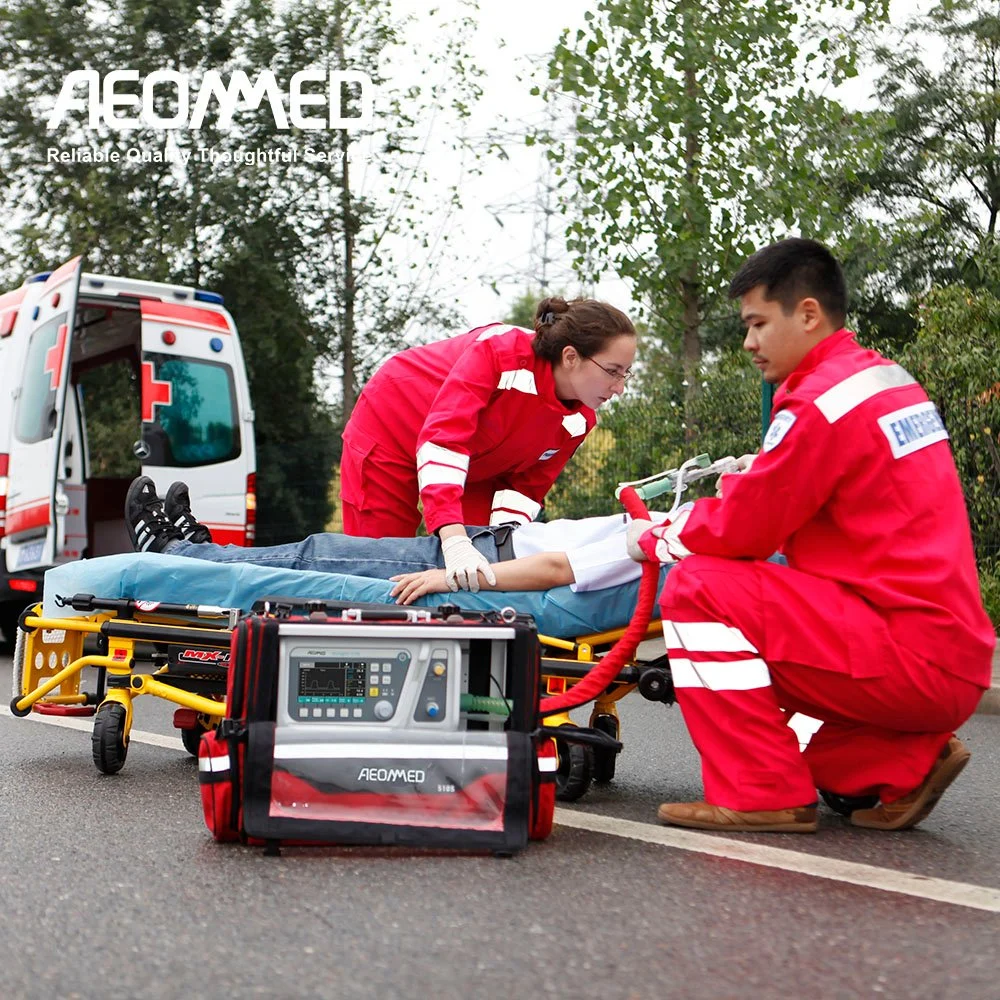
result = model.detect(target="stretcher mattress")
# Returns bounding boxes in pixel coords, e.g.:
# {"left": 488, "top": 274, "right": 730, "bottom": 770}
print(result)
{"left": 41, "top": 552, "right": 671, "bottom": 639}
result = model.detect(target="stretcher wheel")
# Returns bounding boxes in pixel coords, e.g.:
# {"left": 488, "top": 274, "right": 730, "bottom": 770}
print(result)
{"left": 819, "top": 789, "right": 880, "bottom": 817}
{"left": 554, "top": 726, "right": 594, "bottom": 802}
{"left": 92, "top": 703, "right": 128, "bottom": 775}
{"left": 591, "top": 714, "right": 620, "bottom": 784}
{"left": 181, "top": 726, "right": 205, "bottom": 757}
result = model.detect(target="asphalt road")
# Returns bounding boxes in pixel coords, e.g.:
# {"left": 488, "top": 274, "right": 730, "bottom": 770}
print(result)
{"left": 2, "top": 649, "right": 999, "bottom": 1000}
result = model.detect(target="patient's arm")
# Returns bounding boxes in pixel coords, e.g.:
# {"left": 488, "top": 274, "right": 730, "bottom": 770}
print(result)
{"left": 389, "top": 551, "right": 574, "bottom": 605}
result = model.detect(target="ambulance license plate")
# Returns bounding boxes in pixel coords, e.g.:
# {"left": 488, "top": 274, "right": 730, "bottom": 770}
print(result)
{"left": 17, "top": 541, "right": 44, "bottom": 567}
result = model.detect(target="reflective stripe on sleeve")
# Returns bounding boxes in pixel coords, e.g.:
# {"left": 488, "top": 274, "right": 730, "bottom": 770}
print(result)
{"left": 490, "top": 489, "right": 541, "bottom": 526}
{"left": 813, "top": 364, "right": 916, "bottom": 424}
{"left": 416, "top": 441, "right": 470, "bottom": 490}
{"left": 562, "top": 412, "right": 588, "bottom": 437}
{"left": 537, "top": 756, "right": 558, "bottom": 772}
{"left": 497, "top": 370, "right": 538, "bottom": 394}
{"left": 670, "top": 657, "right": 772, "bottom": 691}
{"left": 650, "top": 505, "right": 694, "bottom": 562}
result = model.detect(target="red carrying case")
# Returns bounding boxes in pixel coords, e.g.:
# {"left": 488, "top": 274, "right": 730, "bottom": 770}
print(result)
{"left": 199, "top": 600, "right": 555, "bottom": 854}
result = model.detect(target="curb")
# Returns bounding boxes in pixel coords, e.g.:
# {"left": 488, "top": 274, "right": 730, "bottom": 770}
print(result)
{"left": 976, "top": 686, "right": 1000, "bottom": 716}
{"left": 974, "top": 643, "right": 1000, "bottom": 716}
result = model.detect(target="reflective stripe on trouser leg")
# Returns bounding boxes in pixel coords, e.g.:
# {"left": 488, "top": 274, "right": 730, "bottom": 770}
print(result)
{"left": 661, "top": 609, "right": 817, "bottom": 812}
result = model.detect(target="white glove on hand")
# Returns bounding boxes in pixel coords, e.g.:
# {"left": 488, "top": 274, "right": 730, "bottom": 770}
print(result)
{"left": 441, "top": 534, "right": 498, "bottom": 592}
{"left": 626, "top": 519, "right": 656, "bottom": 562}
{"left": 714, "top": 453, "right": 757, "bottom": 499}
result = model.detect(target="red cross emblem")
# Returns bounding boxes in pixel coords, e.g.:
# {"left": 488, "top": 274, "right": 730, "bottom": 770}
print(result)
{"left": 43, "top": 324, "right": 68, "bottom": 391}
{"left": 141, "top": 361, "right": 172, "bottom": 422}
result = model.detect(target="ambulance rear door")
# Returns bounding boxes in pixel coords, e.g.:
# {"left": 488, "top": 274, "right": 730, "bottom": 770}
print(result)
{"left": 138, "top": 299, "right": 252, "bottom": 545}
{"left": 4, "top": 257, "right": 83, "bottom": 571}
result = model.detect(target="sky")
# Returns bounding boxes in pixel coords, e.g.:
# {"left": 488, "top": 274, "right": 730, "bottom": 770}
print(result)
{"left": 389, "top": 0, "right": 938, "bottom": 335}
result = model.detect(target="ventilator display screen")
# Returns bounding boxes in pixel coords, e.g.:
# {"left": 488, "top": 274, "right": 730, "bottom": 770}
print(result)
{"left": 298, "top": 661, "right": 368, "bottom": 701}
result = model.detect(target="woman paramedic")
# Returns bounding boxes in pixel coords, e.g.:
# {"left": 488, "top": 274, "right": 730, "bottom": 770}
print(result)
{"left": 339, "top": 297, "right": 637, "bottom": 592}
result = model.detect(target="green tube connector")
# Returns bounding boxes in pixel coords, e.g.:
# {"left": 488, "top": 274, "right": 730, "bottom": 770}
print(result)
{"left": 460, "top": 694, "right": 510, "bottom": 716}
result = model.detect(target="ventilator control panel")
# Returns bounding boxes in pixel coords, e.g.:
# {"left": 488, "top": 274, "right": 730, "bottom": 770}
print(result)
{"left": 282, "top": 636, "right": 461, "bottom": 728}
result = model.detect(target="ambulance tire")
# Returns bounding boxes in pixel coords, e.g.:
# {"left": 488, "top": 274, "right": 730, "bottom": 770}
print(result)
{"left": 591, "top": 714, "right": 620, "bottom": 784}
{"left": 92, "top": 703, "right": 129, "bottom": 775}
{"left": 819, "top": 789, "right": 880, "bottom": 817}
{"left": 554, "top": 727, "right": 594, "bottom": 802}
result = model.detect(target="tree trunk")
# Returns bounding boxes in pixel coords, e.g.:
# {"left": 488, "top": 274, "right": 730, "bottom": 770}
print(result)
{"left": 680, "top": 57, "right": 702, "bottom": 441}
{"left": 334, "top": 3, "right": 357, "bottom": 421}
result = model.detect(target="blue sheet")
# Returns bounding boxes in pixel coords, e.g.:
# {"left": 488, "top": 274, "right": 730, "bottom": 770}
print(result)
{"left": 41, "top": 552, "right": 669, "bottom": 638}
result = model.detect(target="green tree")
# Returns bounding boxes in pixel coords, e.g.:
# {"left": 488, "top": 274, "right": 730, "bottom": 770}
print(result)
{"left": 854, "top": 0, "right": 1000, "bottom": 293}
{"left": 540, "top": 0, "right": 889, "bottom": 437}
{"left": 0, "top": 0, "right": 485, "bottom": 538}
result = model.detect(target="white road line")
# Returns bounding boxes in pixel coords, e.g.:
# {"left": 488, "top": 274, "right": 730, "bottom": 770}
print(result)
{"left": 556, "top": 808, "right": 1000, "bottom": 914}
{"left": 7, "top": 708, "right": 998, "bottom": 913}
{"left": 3, "top": 706, "right": 184, "bottom": 751}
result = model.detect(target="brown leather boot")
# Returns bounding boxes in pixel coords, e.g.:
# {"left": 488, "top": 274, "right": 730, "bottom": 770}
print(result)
{"left": 850, "top": 736, "right": 970, "bottom": 831}
{"left": 657, "top": 801, "right": 818, "bottom": 833}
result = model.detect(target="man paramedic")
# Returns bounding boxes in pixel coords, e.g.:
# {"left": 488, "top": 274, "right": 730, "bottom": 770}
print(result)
{"left": 124, "top": 475, "right": 664, "bottom": 604}
{"left": 628, "top": 237, "right": 995, "bottom": 833}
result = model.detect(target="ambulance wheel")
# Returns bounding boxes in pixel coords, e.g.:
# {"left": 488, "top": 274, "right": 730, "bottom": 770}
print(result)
{"left": 819, "top": 789, "right": 880, "bottom": 817}
{"left": 592, "top": 714, "right": 620, "bottom": 784}
{"left": 92, "top": 703, "right": 128, "bottom": 775}
{"left": 554, "top": 727, "right": 593, "bottom": 802}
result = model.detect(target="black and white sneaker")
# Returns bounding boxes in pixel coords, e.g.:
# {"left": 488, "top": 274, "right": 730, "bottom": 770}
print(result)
{"left": 125, "top": 476, "right": 184, "bottom": 553}
{"left": 164, "top": 481, "right": 213, "bottom": 544}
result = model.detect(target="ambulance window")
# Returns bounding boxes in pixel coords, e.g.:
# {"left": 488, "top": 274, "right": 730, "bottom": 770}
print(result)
{"left": 15, "top": 313, "right": 67, "bottom": 444}
{"left": 142, "top": 354, "right": 240, "bottom": 467}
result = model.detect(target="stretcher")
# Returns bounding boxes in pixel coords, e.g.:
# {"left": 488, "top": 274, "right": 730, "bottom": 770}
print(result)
{"left": 9, "top": 455, "right": 734, "bottom": 800}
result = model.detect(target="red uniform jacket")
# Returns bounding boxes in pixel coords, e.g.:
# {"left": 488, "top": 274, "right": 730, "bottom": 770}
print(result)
{"left": 643, "top": 329, "right": 995, "bottom": 685}
{"left": 355, "top": 325, "right": 596, "bottom": 533}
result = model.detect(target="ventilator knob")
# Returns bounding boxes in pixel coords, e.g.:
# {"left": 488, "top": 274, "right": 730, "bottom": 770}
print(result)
{"left": 374, "top": 700, "right": 394, "bottom": 720}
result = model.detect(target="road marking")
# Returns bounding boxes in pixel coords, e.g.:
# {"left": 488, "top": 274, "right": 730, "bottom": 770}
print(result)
{"left": 3, "top": 705, "right": 184, "bottom": 751}
{"left": 7, "top": 708, "right": 999, "bottom": 913}
{"left": 555, "top": 808, "right": 1000, "bottom": 914}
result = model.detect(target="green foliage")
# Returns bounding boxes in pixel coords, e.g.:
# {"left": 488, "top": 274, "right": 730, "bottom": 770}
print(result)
{"left": 844, "top": 0, "right": 1000, "bottom": 294}
{"left": 504, "top": 289, "right": 542, "bottom": 329}
{"left": 0, "top": 0, "right": 484, "bottom": 538}
{"left": 542, "top": 0, "right": 889, "bottom": 437}
{"left": 899, "top": 272, "right": 1000, "bottom": 569}
{"left": 214, "top": 226, "right": 339, "bottom": 545}
{"left": 546, "top": 343, "right": 762, "bottom": 519}
{"left": 978, "top": 558, "right": 1000, "bottom": 630}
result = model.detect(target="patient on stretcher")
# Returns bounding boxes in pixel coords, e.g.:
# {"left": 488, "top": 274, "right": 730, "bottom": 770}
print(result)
{"left": 125, "top": 477, "right": 669, "bottom": 605}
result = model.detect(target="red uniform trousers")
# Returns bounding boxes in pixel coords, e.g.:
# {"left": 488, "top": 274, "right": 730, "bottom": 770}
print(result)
{"left": 659, "top": 555, "right": 985, "bottom": 812}
{"left": 341, "top": 423, "right": 497, "bottom": 536}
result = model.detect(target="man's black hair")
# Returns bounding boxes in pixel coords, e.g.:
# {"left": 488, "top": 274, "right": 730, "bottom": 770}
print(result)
{"left": 728, "top": 237, "right": 847, "bottom": 327}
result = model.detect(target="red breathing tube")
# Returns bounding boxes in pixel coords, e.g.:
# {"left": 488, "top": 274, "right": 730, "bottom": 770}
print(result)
{"left": 539, "top": 485, "right": 659, "bottom": 716}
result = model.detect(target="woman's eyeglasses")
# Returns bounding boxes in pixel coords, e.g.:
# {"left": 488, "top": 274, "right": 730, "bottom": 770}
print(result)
{"left": 587, "top": 356, "right": 633, "bottom": 383}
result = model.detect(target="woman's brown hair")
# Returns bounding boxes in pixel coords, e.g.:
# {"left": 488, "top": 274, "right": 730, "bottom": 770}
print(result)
{"left": 531, "top": 297, "right": 635, "bottom": 363}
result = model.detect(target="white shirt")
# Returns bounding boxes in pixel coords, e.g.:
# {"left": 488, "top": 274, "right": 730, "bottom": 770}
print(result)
{"left": 510, "top": 512, "right": 668, "bottom": 592}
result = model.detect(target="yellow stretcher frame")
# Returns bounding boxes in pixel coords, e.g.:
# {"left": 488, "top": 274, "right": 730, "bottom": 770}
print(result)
{"left": 10, "top": 604, "right": 672, "bottom": 797}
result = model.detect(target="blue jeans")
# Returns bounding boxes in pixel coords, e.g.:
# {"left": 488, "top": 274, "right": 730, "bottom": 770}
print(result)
{"left": 165, "top": 526, "right": 501, "bottom": 578}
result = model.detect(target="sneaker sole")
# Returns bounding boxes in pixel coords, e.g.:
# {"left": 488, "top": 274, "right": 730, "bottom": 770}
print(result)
{"left": 657, "top": 811, "right": 818, "bottom": 834}
{"left": 851, "top": 744, "right": 971, "bottom": 831}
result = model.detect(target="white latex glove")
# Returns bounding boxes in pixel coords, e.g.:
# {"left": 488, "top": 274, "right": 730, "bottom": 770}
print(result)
{"left": 441, "top": 534, "right": 498, "bottom": 592}
{"left": 714, "top": 453, "right": 757, "bottom": 499}
{"left": 626, "top": 519, "right": 656, "bottom": 562}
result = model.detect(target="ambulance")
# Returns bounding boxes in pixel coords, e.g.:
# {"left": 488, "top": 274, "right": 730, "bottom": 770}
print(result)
{"left": 0, "top": 256, "right": 256, "bottom": 641}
